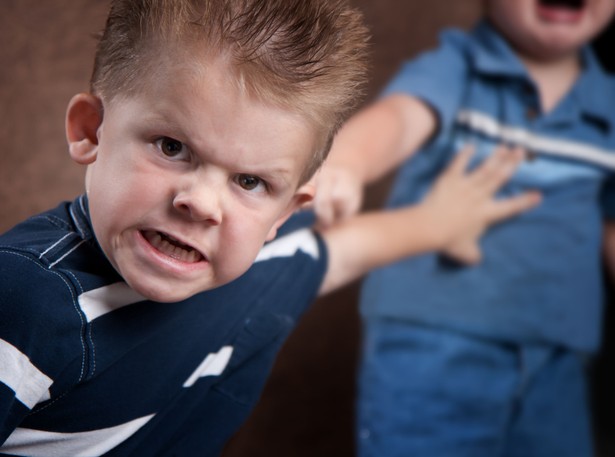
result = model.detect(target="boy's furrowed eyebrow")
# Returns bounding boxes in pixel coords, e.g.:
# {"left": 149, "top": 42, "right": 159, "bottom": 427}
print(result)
{"left": 141, "top": 113, "right": 300, "bottom": 184}
{"left": 242, "top": 163, "right": 295, "bottom": 186}
{"left": 141, "top": 113, "right": 185, "bottom": 134}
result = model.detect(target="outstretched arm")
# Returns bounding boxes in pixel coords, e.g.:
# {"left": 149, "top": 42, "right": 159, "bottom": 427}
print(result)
{"left": 314, "top": 94, "right": 436, "bottom": 227}
{"left": 317, "top": 145, "right": 541, "bottom": 296}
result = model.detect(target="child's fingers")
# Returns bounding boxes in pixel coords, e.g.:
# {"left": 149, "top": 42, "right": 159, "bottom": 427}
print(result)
{"left": 315, "top": 203, "right": 335, "bottom": 228}
{"left": 467, "top": 145, "right": 518, "bottom": 190}
{"left": 489, "top": 191, "right": 542, "bottom": 223}
{"left": 481, "top": 147, "right": 526, "bottom": 193}
{"left": 334, "top": 195, "right": 362, "bottom": 221}
{"left": 463, "top": 145, "right": 505, "bottom": 186}
{"left": 313, "top": 187, "right": 335, "bottom": 227}
{"left": 444, "top": 143, "right": 475, "bottom": 177}
{"left": 314, "top": 188, "right": 360, "bottom": 228}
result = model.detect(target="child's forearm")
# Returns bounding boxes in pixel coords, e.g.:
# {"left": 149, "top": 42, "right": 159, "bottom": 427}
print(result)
{"left": 327, "top": 94, "right": 436, "bottom": 184}
{"left": 317, "top": 204, "right": 444, "bottom": 295}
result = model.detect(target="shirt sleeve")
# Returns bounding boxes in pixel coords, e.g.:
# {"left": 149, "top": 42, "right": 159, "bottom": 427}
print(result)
{"left": 381, "top": 28, "right": 471, "bottom": 146}
{"left": 253, "top": 210, "right": 327, "bottom": 305}
{"left": 0, "top": 250, "right": 80, "bottom": 444}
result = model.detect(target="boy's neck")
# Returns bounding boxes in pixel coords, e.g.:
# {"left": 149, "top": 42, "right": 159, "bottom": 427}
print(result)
{"left": 518, "top": 51, "right": 582, "bottom": 114}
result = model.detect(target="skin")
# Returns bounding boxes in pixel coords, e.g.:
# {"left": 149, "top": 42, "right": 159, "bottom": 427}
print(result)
{"left": 66, "top": 55, "right": 316, "bottom": 303}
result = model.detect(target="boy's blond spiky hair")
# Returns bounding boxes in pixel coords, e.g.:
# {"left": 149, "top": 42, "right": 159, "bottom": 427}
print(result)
{"left": 90, "top": 0, "right": 370, "bottom": 181}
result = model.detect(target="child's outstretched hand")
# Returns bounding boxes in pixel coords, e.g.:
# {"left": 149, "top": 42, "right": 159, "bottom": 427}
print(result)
{"left": 312, "top": 162, "right": 364, "bottom": 229}
{"left": 422, "top": 144, "right": 541, "bottom": 265}
{"left": 316, "top": 144, "right": 541, "bottom": 294}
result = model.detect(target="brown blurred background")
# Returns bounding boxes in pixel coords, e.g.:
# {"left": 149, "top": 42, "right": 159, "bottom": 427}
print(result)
{"left": 1, "top": 1, "right": 613, "bottom": 456}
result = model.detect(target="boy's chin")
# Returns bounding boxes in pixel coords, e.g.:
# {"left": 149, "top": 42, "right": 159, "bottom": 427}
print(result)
{"left": 127, "top": 280, "right": 211, "bottom": 303}
{"left": 119, "top": 262, "right": 249, "bottom": 303}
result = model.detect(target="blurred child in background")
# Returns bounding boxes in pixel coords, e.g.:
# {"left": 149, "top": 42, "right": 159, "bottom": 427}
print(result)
{"left": 315, "top": 0, "right": 615, "bottom": 455}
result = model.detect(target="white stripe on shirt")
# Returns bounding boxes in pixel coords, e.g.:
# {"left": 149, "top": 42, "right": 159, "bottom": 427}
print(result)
{"left": 183, "top": 346, "right": 234, "bottom": 388}
{"left": 0, "top": 414, "right": 155, "bottom": 457}
{"left": 78, "top": 282, "right": 145, "bottom": 322}
{"left": 456, "top": 109, "right": 615, "bottom": 170}
{"left": 255, "top": 228, "right": 319, "bottom": 263}
{"left": 0, "top": 338, "right": 51, "bottom": 409}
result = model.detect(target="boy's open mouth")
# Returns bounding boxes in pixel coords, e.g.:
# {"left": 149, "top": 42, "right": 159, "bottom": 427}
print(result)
{"left": 142, "top": 230, "right": 205, "bottom": 263}
{"left": 539, "top": 0, "right": 585, "bottom": 11}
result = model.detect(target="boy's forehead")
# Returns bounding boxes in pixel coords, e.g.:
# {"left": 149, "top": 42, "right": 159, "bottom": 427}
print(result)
{"left": 134, "top": 45, "right": 301, "bottom": 119}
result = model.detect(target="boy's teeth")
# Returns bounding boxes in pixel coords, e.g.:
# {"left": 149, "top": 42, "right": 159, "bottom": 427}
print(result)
{"left": 143, "top": 230, "right": 203, "bottom": 263}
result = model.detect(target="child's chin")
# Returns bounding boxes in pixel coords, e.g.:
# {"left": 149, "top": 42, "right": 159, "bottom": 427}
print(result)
{"left": 130, "top": 281, "right": 203, "bottom": 303}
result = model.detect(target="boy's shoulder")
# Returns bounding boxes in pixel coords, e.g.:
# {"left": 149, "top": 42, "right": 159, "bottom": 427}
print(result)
{"left": 0, "top": 196, "right": 104, "bottom": 269}
{"left": 458, "top": 21, "right": 526, "bottom": 77}
{"left": 414, "top": 21, "right": 500, "bottom": 62}
{"left": 390, "top": 21, "right": 509, "bottom": 91}
{"left": 249, "top": 211, "right": 327, "bottom": 287}
{"left": 419, "top": 20, "right": 537, "bottom": 77}
{"left": 1, "top": 200, "right": 79, "bottom": 255}
{"left": 1, "top": 199, "right": 76, "bottom": 281}
{"left": 0, "top": 202, "right": 89, "bottom": 365}
{"left": 0, "top": 197, "right": 107, "bottom": 310}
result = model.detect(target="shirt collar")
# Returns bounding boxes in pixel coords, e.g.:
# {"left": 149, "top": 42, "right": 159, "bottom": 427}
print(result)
{"left": 468, "top": 20, "right": 528, "bottom": 79}
{"left": 574, "top": 46, "right": 613, "bottom": 126}
{"left": 468, "top": 20, "right": 612, "bottom": 128}
{"left": 70, "top": 194, "right": 96, "bottom": 241}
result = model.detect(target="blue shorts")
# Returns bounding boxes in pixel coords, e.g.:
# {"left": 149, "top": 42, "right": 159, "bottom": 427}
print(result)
{"left": 356, "top": 319, "right": 593, "bottom": 457}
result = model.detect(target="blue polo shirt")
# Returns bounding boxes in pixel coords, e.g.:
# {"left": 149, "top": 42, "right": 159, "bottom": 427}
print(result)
{"left": 0, "top": 196, "right": 327, "bottom": 456}
{"left": 360, "top": 21, "right": 615, "bottom": 351}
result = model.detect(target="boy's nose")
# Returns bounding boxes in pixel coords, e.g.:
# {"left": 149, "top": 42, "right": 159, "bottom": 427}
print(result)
{"left": 172, "top": 178, "right": 222, "bottom": 224}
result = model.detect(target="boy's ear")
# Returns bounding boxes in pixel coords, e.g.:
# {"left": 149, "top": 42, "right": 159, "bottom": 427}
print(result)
{"left": 66, "top": 93, "right": 103, "bottom": 165}
{"left": 265, "top": 182, "right": 316, "bottom": 242}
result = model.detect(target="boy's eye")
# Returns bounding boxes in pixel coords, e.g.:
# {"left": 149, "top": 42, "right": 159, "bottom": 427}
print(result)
{"left": 157, "top": 137, "right": 186, "bottom": 158}
{"left": 236, "top": 174, "right": 265, "bottom": 192}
